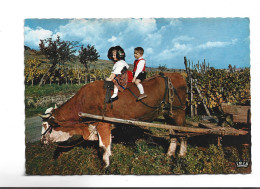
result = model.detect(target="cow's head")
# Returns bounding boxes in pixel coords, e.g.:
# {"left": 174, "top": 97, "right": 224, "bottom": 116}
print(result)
{"left": 40, "top": 107, "right": 55, "bottom": 144}
{"left": 40, "top": 106, "right": 71, "bottom": 144}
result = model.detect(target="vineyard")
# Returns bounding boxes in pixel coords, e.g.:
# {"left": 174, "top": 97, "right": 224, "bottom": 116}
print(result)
{"left": 24, "top": 59, "right": 163, "bottom": 86}
{"left": 25, "top": 53, "right": 250, "bottom": 121}
{"left": 184, "top": 57, "right": 250, "bottom": 118}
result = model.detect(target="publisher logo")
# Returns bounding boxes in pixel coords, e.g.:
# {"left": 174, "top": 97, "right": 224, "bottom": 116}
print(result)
{"left": 236, "top": 161, "right": 249, "bottom": 168}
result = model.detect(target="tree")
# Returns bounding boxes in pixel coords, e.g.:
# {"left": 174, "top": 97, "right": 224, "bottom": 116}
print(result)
{"left": 38, "top": 36, "right": 78, "bottom": 86}
{"left": 228, "top": 64, "right": 236, "bottom": 73}
{"left": 158, "top": 64, "right": 168, "bottom": 72}
{"left": 78, "top": 44, "right": 100, "bottom": 83}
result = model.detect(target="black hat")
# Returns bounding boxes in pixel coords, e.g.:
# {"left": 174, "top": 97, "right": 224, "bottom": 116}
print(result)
{"left": 107, "top": 46, "right": 125, "bottom": 61}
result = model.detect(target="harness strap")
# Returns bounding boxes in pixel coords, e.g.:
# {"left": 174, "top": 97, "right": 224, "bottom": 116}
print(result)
{"left": 126, "top": 75, "right": 169, "bottom": 109}
{"left": 103, "top": 81, "right": 114, "bottom": 116}
{"left": 172, "top": 84, "right": 185, "bottom": 107}
{"left": 114, "top": 76, "right": 126, "bottom": 90}
{"left": 168, "top": 78, "right": 185, "bottom": 110}
{"left": 126, "top": 87, "right": 163, "bottom": 109}
{"left": 41, "top": 124, "right": 53, "bottom": 136}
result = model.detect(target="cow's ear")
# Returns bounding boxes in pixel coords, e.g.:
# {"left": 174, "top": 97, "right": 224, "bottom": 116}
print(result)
{"left": 54, "top": 104, "right": 58, "bottom": 109}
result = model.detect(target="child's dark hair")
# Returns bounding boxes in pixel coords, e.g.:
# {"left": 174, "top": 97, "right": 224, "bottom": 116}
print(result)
{"left": 134, "top": 47, "right": 144, "bottom": 55}
{"left": 107, "top": 46, "right": 126, "bottom": 61}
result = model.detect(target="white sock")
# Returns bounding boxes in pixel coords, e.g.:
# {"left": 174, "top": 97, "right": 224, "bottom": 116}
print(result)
{"left": 137, "top": 83, "right": 144, "bottom": 94}
{"left": 111, "top": 86, "right": 118, "bottom": 98}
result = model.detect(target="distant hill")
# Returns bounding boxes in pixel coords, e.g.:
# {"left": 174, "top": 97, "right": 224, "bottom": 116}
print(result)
{"left": 24, "top": 47, "right": 183, "bottom": 72}
{"left": 24, "top": 47, "right": 114, "bottom": 69}
{"left": 24, "top": 45, "right": 31, "bottom": 51}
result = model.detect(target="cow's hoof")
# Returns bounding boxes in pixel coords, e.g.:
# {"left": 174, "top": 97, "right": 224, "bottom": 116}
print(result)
{"left": 101, "top": 163, "right": 110, "bottom": 171}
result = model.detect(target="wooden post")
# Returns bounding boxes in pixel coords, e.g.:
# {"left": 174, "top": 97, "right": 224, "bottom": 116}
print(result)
{"left": 193, "top": 80, "right": 211, "bottom": 117}
{"left": 191, "top": 78, "right": 194, "bottom": 118}
{"left": 195, "top": 104, "right": 198, "bottom": 116}
{"left": 184, "top": 57, "right": 211, "bottom": 117}
{"left": 184, "top": 57, "right": 194, "bottom": 118}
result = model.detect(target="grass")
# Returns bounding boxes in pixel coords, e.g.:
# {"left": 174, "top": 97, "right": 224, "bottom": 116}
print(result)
{"left": 25, "top": 84, "right": 85, "bottom": 117}
{"left": 25, "top": 139, "right": 251, "bottom": 175}
{"left": 25, "top": 83, "right": 85, "bottom": 97}
{"left": 25, "top": 125, "right": 251, "bottom": 175}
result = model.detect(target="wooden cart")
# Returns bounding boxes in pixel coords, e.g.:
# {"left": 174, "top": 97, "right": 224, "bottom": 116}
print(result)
{"left": 221, "top": 103, "right": 251, "bottom": 125}
{"left": 79, "top": 112, "right": 248, "bottom": 156}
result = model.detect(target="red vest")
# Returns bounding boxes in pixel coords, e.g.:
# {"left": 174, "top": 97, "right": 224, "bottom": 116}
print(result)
{"left": 133, "top": 58, "right": 146, "bottom": 72}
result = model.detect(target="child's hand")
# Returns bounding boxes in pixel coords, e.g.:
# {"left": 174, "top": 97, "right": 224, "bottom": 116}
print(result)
{"left": 132, "top": 78, "right": 136, "bottom": 83}
{"left": 106, "top": 73, "right": 115, "bottom": 81}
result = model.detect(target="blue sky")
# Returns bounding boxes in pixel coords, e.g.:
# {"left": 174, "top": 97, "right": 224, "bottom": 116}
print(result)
{"left": 24, "top": 18, "right": 250, "bottom": 69}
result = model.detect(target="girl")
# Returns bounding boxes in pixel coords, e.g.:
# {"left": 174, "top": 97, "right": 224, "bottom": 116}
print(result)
{"left": 106, "top": 46, "right": 129, "bottom": 102}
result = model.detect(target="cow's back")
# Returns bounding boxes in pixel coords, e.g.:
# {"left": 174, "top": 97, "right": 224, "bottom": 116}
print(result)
{"left": 53, "top": 73, "right": 186, "bottom": 124}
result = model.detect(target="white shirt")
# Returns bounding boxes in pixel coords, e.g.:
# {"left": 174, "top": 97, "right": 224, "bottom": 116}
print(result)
{"left": 112, "top": 60, "right": 129, "bottom": 75}
{"left": 134, "top": 57, "right": 146, "bottom": 78}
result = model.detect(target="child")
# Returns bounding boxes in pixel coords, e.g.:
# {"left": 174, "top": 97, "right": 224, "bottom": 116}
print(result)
{"left": 106, "top": 46, "right": 129, "bottom": 102}
{"left": 132, "top": 47, "right": 147, "bottom": 100}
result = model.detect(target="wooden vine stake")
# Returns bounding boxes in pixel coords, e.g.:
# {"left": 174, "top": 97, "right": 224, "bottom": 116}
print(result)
{"left": 184, "top": 57, "right": 211, "bottom": 117}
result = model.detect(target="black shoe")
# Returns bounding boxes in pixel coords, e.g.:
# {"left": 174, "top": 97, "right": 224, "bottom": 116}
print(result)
{"left": 109, "top": 96, "right": 118, "bottom": 103}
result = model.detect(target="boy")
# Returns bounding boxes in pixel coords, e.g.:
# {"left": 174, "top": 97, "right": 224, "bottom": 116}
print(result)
{"left": 132, "top": 47, "right": 147, "bottom": 100}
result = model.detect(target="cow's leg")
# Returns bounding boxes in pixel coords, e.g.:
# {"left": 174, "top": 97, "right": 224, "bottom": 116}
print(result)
{"left": 96, "top": 122, "right": 112, "bottom": 168}
{"left": 179, "top": 137, "right": 187, "bottom": 157}
{"left": 167, "top": 129, "right": 177, "bottom": 157}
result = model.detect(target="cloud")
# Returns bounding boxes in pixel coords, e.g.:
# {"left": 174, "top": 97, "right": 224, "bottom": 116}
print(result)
{"left": 126, "top": 18, "right": 157, "bottom": 34}
{"left": 173, "top": 42, "right": 191, "bottom": 51}
{"left": 172, "top": 35, "right": 194, "bottom": 43}
{"left": 146, "top": 48, "right": 154, "bottom": 55}
{"left": 156, "top": 42, "right": 192, "bottom": 61}
{"left": 24, "top": 26, "right": 53, "bottom": 48}
{"left": 198, "top": 41, "right": 229, "bottom": 49}
{"left": 169, "top": 18, "right": 182, "bottom": 26}
{"left": 58, "top": 19, "right": 103, "bottom": 44}
{"left": 108, "top": 36, "right": 117, "bottom": 42}
{"left": 198, "top": 39, "right": 238, "bottom": 49}
{"left": 232, "top": 39, "right": 238, "bottom": 44}
{"left": 144, "top": 33, "right": 162, "bottom": 47}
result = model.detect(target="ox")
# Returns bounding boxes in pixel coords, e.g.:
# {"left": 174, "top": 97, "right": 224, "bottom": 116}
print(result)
{"left": 40, "top": 72, "right": 187, "bottom": 167}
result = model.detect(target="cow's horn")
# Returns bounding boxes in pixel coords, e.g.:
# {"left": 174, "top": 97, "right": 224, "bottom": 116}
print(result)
{"left": 39, "top": 114, "right": 51, "bottom": 119}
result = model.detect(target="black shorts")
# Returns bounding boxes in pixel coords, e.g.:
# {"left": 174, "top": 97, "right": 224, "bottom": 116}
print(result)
{"left": 133, "top": 72, "right": 146, "bottom": 81}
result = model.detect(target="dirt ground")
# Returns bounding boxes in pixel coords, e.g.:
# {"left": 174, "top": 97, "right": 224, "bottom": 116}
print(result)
{"left": 25, "top": 116, "right": 42, "bottom": 143}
